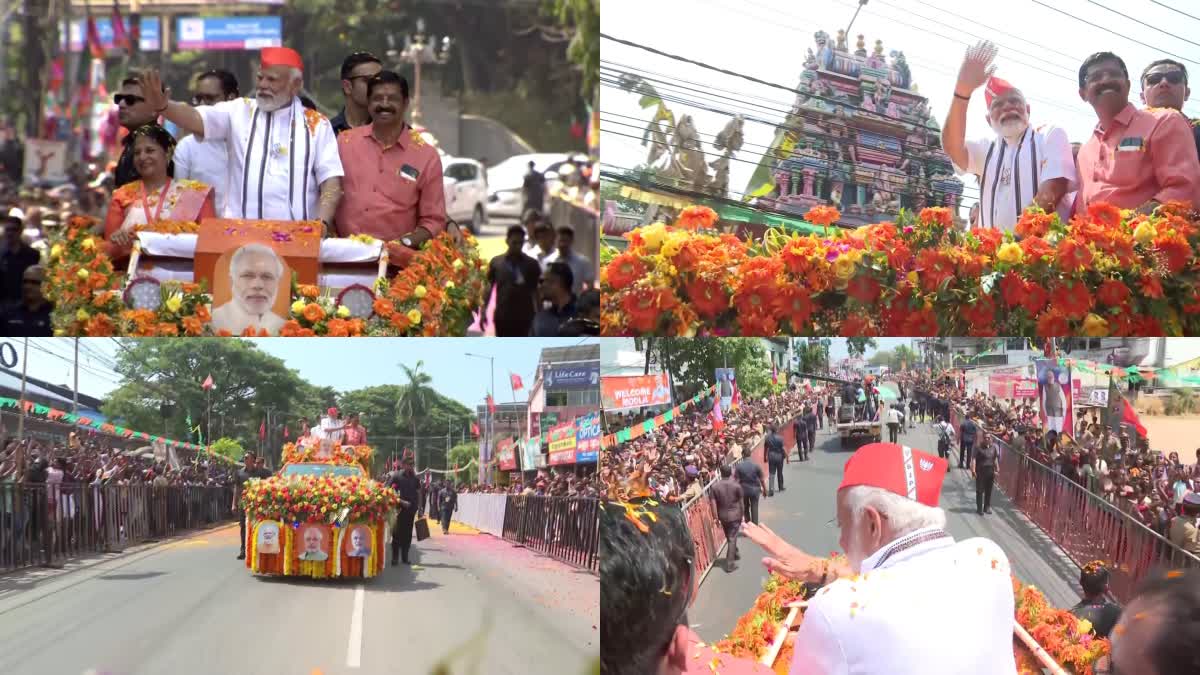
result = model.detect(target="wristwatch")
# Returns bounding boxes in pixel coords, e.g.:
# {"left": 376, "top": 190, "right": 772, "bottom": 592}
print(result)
{"left": 401, "top": 236, "right": 415, "bottom": 248}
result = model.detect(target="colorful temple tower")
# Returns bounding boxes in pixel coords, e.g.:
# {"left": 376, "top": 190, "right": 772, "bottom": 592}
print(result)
{"left": 745, "top": 31, "right": 964, "bottom": 226}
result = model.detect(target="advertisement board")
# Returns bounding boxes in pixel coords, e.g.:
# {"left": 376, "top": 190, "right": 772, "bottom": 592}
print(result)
{"left": 521, "top": 437, "right": 542, "bottom": 473}
{"left": 64, "top": 17, "right": 161, "bottom": 52}
{"left": 547, "top": 419, "right": 577, "bottom": 466}
{"left": 539, "top": 411, "right": 560, "bottom": 436}
{"left": 601, "top": 373, "right": 671, "bottom": 411}
{"left": 496, "top": 437, "right": 517, "bottom": 472}
{"left": 574, "top": 412, "right": 600, "bottom": 464}
{"left": 176, "top": 16, "right": 282, "bottom": 50}
{"left": 1013, "top": 380, "right": 1038, "bottom": 398}
{"left": 544, "top": 364, "right": 600, "bottom": 391}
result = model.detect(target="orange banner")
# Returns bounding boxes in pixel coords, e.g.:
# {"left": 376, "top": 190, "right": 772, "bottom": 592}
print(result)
{"left": 601, "top": 373, "right": 671, "bottom": 411}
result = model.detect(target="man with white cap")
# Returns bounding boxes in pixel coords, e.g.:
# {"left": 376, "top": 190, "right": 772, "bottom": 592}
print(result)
{"left": 744, "top": 442, "right": 1017, "bottom": 674}
{"left": 136, "top": 48, "right": 344, "bottom": 233}
{"left": 941, "top": 41, "right": 1076, "bottom": 232}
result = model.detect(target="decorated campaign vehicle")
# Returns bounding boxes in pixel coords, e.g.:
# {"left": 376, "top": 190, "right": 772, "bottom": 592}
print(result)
{"left": 242, "top": 412, "right": 399, "bottom": 579}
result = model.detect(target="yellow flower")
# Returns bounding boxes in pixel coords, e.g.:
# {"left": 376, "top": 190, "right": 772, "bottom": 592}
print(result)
{"left": 907, "top": 270, "right": 919, "bottom": 287}
{"left": 996, "top": 242, "right": 1024, "bottom": 264}
{"left": 659, "top": 230, "right": 689, "bottom": 258}
{"left": 81, "top": 237, "right": 95, "bottom": 250}
{"left": 407, "top": 309, "right": 422, "bottom": 324}
{"left": 336, "top": 305, "right": 351, "bottom": 318}
{"left": 1082, "top": 313, "right": 1109, "bottom": 337}
{"left": 164, "top": 294, "right": 183, "bottom": 313}
{"left": 291, "top": 300, "right": 306, "bottom": 315}
{"left": 1133, "top": 220, "right": 1157, "bottom": 245}
{"left": 413, "top": 285, "right": 427, "bottom": 299}
{"left": 452, "top": 259, "right": 463, "bottom": 270}
{"left": 833, "top": 255, "right": 856, "bottom": 281}
{"left": 76, "top": 308, "right": 89, "bottom": 321}
{"left": 1077, "top": 618, "right": 1093, "bottom": 636}
{"left": 77, "top": 269, "right": 89, "bottom": 280}
{"left": 639, "top": 222, "right": 668, "bottom": 252}
{"left": 54, "top": 329, "right": 65, "bottom": 336}
{"left": 445, "top": 281, "right": 456, "bottom": 289}
{"left": 50, "top": 244, "right": 62, "bottom": 259}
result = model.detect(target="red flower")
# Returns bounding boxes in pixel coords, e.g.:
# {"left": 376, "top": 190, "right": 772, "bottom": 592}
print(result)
{"left": 1053, "top": 280, "right": 1094, "bottom": 320}
{"left": 886, "top": 241, "right": 913, "bottom": 269}
{"left": 1020, "top": 236, "right": 1054, "bottom": 262}
{"left": 847, "top": 274, "right": 882, "bottom": 303}
{"left": 971, "top": 227, "right": 1002, "bottom": 256}
{"left": 1035, "top": 310, "right": 1070, "bottom": 337}
{"left": 839, "top": 314, "right": 878, "bottom": 336}
{"left": 1139, "top": 275, "right": 1164, "bottom": 299}
{"left": 1015, "top": 210, "right": 1053, "bottom": 239}
{"left": 676, "top": 205, "right": 719, "bottom": 230}
{"left": 1130, "top": 314, "right": 1165, "bottom": 336}
{"left": 1020, "top": 283, "right": 1049, "bottom": 316}
{"left": 1087, "top": 202, "right": 1123, "bottom": 228}
{"left": 919, "top": 207, "right": 953, "bottom": 229}
{"left": 1096, "top": 279, "right": 1131, "bottom": 307}
{"left": 904, "top": 307, "right": 940, "bottom": 336}
{"left": 961, "top": 294, "right": 997, "bottom": 331}
{"left": 739, "top": 311, "right": 779, "bottom": 335}
{"left": 605, "top": 252, "right": 645, "bottom": 291}
{"left": 999, "top": 272, "right": 1028, "bottom": 308}
{"left": 916, "top": 249, "right": 955, "bottom": 292}
{"left": 685, "top": 277, "right": 729, "bottom": 318}
{"left": 620, "top": 287, "right": 677, "bottom": 333}
{"left": 1154, "top": 233, "right": 1191, "bottom": 274}
{"left": 775, "top": 285, "right": 814, "bottom": 331}
{"left": 1056, "top": 237, "right": 1094, "bottom": 273}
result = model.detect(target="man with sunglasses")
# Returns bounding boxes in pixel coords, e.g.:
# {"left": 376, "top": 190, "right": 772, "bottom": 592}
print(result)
{"left": 113, "top": 75, "right": 167, "bottom": 189}
{"left": 1140, "top": 59, "right": 1200, "bottom": 160}
{"left": 174, "top": 70, "right": 240, "bottom": 217}
{"left": 1076, "top": 51, "right": 1200, "bottom": 214}
{"left": 331, "top": 52, "right": 383, "bottom": 136}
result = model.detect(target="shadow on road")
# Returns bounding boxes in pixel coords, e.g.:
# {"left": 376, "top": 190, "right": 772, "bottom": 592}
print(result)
{"left": 97, "top": 572, "right": 167, "bottom": 581}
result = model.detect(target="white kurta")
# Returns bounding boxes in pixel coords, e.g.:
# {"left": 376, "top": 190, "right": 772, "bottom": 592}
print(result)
{"left": 954, "top": 124, "right": 1077, "bottom": 232}
{"left": 792, "top": 527, "right": 1017, "bottom": 675}
{"left": 197, "top": 97, "right": 344, "bottom": 220}
{"left": 173, "top": 132, "right": 230, "bottom": 217}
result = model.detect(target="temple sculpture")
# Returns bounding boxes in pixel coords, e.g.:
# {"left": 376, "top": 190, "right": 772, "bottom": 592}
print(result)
{"left": 745, "top": 31, "right": 965, "bottom": 226}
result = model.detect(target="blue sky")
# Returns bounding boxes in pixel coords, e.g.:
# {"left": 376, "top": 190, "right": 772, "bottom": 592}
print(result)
{"left": 9, "top": 338, "right": 597, "bottom": 408}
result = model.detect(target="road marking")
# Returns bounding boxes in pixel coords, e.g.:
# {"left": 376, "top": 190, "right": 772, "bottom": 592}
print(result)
{"left": 346, "top": 584, "right": 365, "bottom": 668}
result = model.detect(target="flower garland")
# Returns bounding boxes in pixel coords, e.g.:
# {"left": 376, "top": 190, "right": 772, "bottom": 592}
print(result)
{"left": 280, "top": 283, "right": 367, "bottom": 337}
{"left": 713, "top": 572, "right": 810, "bottom": 673}
{"left": 600, "top": 201, "right": 1200, "bottom": 336}
{"left": 241, "top": 473, "right": 399, "bottom": 524}
{"left": 280, "top": 442, "right": 374, "bottom": 469}
{"left": 46, "top": 216, "right": 124, "bottom": 336}
{"left": 371, "top": 232, "right": 488, "bottom": 336}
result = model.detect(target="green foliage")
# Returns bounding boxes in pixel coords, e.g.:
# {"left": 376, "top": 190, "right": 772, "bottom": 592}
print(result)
{"left": 1166, "top": 389, "right": 1197, "bottom": 416}
{"left": 639, "top": 338, "right": 771, "bottom": 402}
{"left": 447, "top": 442, "right": 480, "bottom": 485}
{"left": 549, "top": 0, "right": 599, "bottom": 94}
{"left": 208, "top": 438, "right": 246, "bottom": 462}
{"left": 337, "top": 381, "right": 473, "bottom": 473}
{"left": 795, "top": 341, "right": 829, "bottom": 374}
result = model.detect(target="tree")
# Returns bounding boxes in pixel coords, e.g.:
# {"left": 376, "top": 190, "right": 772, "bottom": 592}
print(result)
{"left": 208, "top": 438, "right": 246, "bottom": 463}
{"left": 847, "top": 338, "right": 877, "bottom": 359}
{"left": 868, "top": 350, "right": 894, "bottom": 368}
{"left": 550, "top": 0, "right": 599, "bottom": 95}
{"left": 640, "top": 338, "right": 771, "bottom": 402}
{"left": 796, "top": 341, "right": 829, "bottom": 374}
{"left": 396, "top": 360, "right": 435, "bottom": 461}
{"left": 447, "top": 442, "right": 480, "bottom": 485}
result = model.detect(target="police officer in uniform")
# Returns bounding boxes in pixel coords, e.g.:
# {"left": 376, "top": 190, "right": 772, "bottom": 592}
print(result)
{"left": 804, "top": 404, "right": 819, "bottom": 457}
{"left": 385, "top": 458, "right": 419, "bottom": 565}
{"left": 794, "top": 414, "right": 809, "bottom": 461}
{"left": 765, "top": 424, "right": 787, "bottom": 496}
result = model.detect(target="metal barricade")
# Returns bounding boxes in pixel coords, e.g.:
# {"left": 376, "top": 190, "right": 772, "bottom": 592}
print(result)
{"left": 502, "top": 495, "right": 599, "bottom": 572}
{"left": 0, "top": 482, "right": 235, "bottom": 573}
{"left": 455, "top": 493, "right": 508, "bottom": 537}
{"left": 683, "top": 494, "right": 725, "bottom": 606}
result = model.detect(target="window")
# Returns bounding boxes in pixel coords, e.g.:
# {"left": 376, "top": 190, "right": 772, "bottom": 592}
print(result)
{"left": 545, "top": 389, "right": 599, "bottom": 407}
{"left": 445, "top": 162, "right": 477, "bottom": 182}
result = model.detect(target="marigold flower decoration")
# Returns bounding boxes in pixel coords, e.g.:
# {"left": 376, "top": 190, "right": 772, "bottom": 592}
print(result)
{"left": 371, "top": 232, "right": 486, "bottom": 336}
{"left": 600, "top": 200, "right": 1200, "bottom": 336}
{"left": 45, "top": 216, "right": 125, "bottom": 336}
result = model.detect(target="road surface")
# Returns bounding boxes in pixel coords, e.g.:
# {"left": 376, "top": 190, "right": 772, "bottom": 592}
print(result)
{"left": 0, "top": 521, "right": 598, "bottom": 675}
{"left": 689, "top": 399, "right": 1081, "bottom": 643}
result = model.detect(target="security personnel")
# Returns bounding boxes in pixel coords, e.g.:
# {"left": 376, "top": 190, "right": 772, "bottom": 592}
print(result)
{"left": 386, "top": 458, "right": 420, "bottom": 565}
{"left": 794, "top": 414, "right": 809, "bottom": 461}
{"left": 765, "top": 424, "right": 787, "bottom": 495}
{"left": 235, "top": 452, "right": 260, "bottom": 560}
{"left": 437, "top": 481, "right": 459, "bottom": 535}
{"left": 804, "top": 404, "right": 819, "bottom": 457}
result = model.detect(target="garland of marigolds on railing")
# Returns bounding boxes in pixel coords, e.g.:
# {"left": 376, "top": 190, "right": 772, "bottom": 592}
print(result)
{"left": 45, "top": 215, "right": 488, "bottom": 337}
{"left": 0, "top": 396, "right": 204, "bottom": 451}
{"left": 600, "top": 201, "right": 1200, "bottom": 336}
{"left": 600, "top": 384, "right": 718, "bottom": 449}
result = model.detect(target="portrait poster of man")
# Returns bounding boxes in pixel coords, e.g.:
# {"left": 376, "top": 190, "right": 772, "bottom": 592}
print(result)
{"left": 1035, "top": 359, "right": 1073, "bottom": 436}
{"left": 714, "top": 368, "right": 736, "bottom": 411}
{"left": 298, "top": 524, "right": 330, "bottom": 562}
{"left": 256, "top": 521, "right": 281, "bottom": 555}
{"left": 345, "top": 526, "right": 372, "bottom": 558}
{"left": 210, "top": 243, "right": 291, "bottom": 336}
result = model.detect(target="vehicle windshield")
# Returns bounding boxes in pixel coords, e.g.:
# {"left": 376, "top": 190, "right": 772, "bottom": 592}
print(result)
{"left": 280, "top": 463, "right": 364, "bottom": 479}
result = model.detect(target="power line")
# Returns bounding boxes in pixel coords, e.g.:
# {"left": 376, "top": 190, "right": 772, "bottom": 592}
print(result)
{"left": 1149, "top": 0, "right": 1200, "bottom": 23}
{"left": 904, "top": 0, "right": 1084, "bottom": 66}
{"left": 1030, "top": 0, "right": 1200, "bottom": 67}
{"left": 1086, "top": 0, "right": 1200, "bottom": 51}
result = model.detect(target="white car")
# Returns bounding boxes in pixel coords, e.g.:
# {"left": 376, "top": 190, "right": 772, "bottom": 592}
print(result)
{"left": 442, "top": 157, "right": 488, "bottom": 233}
{"left": 486, "top": 152, "right": 573, "bottom": 220}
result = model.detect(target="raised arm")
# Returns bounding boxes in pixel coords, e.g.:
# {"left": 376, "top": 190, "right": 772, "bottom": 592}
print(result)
{"left": 942, "top": 41, "right": 997, "bottom": 171}
{"left": 137, "top": 70, "right": 205, "bottom": 138}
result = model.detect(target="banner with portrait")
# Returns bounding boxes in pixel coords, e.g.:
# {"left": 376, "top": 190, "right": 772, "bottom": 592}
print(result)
{"left": 714, "top": 368, "right": 736, "bottom": 411}
{"left": 496, "top": 437, "right": 518, "bottom": 472}
{"left": 600, "top": 373, "right": 671, "bottom": 411}
{"left": 1035, "top": 359, "right": 1074, "bottom": 438}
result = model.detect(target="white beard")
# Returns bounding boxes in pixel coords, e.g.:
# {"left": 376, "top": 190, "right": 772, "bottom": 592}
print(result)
{"left": 991, "top": 116, "right": 1029, "bottom": 143}
{"left": 256, "top": 94, "right": 289, "bottom": 112}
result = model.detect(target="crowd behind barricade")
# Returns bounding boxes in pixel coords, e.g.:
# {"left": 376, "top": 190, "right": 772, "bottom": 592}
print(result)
{"left": 455, "top": 472, "right": 601, "bottom": 499}
{"left": 897, "top": 370, "right": 1200, "bottom": 556}
{"left": 601, "top": 386, "right": 833, "bottom": 504}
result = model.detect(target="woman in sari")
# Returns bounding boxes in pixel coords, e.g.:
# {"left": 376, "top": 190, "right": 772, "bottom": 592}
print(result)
{"left": 102, "top": 124, "right": 216, "bottom": 265}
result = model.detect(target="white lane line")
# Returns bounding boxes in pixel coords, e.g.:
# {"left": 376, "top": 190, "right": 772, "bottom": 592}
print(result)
{"left": 346, "top": 584, "right": 365, "bottom": 668}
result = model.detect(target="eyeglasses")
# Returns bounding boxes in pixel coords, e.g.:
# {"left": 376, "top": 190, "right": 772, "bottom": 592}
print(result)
{"left": 114, "top": 94, "right": 145, "bottom": 106}
{"left": 192, "top": 94, "right": 220, "bottom": 105}
{"left": 1144, "top": 70, "right": 1185, "bottom": 87}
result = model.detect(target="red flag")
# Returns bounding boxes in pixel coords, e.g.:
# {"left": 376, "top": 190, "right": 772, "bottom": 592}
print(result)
{"left": 1123, "top": 400, "right": 1148, "bottom": 438}
{"left": 510, "top": 373, "right": 524, "bottom": 392}
{"left": 201, "top": 374, "right": 214, "bottom": 390}
{"left": 48, "top": 57, "right": 64, "bottom": 93}
{"left": 283, "top": 425, "right": 289, "bottom": 439}
{"left": 85, "top": 15, "right": 105, "bottom": 60}
{"left": 258, "top": 419, "right": 266, "bottom": 440}
{"left": 487, "top": 394, "right": 495, "bottom": 415}
{"left": 111, "top": 1, "right": 131, "bottom": 53}
{"left": 710, "top": 400, "right": 724, "bottom": 431}
{"left": 471, "top": 422, "right": 480, "bottom": 436}
{"left": 731, "top": 377, "right": 741, "bottom": 410}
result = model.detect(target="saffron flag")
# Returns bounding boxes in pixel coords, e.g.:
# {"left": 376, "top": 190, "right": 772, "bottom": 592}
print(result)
{"left": 731, "top": 376, "right": 741, "bottom": 410}
{"left": 202, "top": 374, "right": 214, "bottom": 390}
{"left": 259, "top": 419, "right": 266, "bottom": 440}
{"left": 772, "top": 364, "right": 778, "bottom": 385}
{"left": 510, "top": 373, "right": 524, "bottom": 392}
{"left": 85, "top": 15, "right": 105, "bottom": 60}
{"left": 486, "top": 394, "right": 496, "bottom": 415}
{"left": 471, "top": 422, "right": 480, "bottom": 436}
{"left": 710, "top": 399, "right": 724, "bottom": 431}
{"left": 111, "top": 0, "right": 132, "bottom": 53}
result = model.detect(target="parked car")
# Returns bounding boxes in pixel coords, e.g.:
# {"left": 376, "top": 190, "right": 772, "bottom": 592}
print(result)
{"left": 442, "top": 157, "right": 489, "bottom": 234}
{"left": 485, "top": 152, "right": 572, "bottom": 220}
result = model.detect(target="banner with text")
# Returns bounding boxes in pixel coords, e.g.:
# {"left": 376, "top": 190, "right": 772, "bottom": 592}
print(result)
{"left": 574, "top": 412, "right": 600, "bottom": 464}
{"left": 496, "top": 437, "right": 518, "bottom": 472}
{"left": 601, "top": 373, "right": 671, "bottom": 411}
{"left": 548, "top": 419, "right": 578, "bottom": 466}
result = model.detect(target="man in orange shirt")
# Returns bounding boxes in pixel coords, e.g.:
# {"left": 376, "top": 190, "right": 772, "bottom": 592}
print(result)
{"left": 1075, "top": 51, "right": 1200, "bottom": 213}
{"left": 335, "top": 70, "right": 446, "bottom": 268}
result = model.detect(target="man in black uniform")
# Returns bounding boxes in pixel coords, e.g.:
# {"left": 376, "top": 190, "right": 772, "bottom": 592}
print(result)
{"left": 764, "top": 424, "right": 786, "bottom": 496}
{"left": 438, "top": 481, "right": 458, "bottom": 535}
{"left": 803, "top": 405, "right": 818, "bottom": 458}
{"left": 1069, "top": 562, "right": 1122, "bottom": 639}
{"left": 235, "top": 452, "right": 265, "bottom": 560}
{"left": 385, "top": 458, "right": 419, "bottom": 565}
{"left": 793, "top": 414, "right": 808, "bottom": 461}
{"left": 733, "top": 445, "right": 767, "bottom": 525}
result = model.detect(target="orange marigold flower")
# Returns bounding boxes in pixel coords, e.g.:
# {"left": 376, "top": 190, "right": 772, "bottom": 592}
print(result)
{"left": 685, "top": 277, "right": 729, "bottom": 319}
{"left": 1035, "top": 310, "right": 1070, "bottom": 337}
{"left": 302, "top": 302, "right": 326, "bottom": 323}
{"left": 182, "top": 282, "right": 200, "bottom": 294}
{"left": 620, "top": 287, "right": 677, "bottom": 334}
{"left": 1056, "top": 237, "right": 1094, "bottom": 273}
{"left": 325, "top": 318, "right": 351, "bottom": 337}
{"left": 217, "top": 329, "right": 233, "bottom": 337}
{"left": 1139, "top": 274, "right": 1164, "bottom": 299}
{"left": 1015, "top": 210, "right": 1053, "bottom": 239}
{"left": 847, "top": 274, "right": 881, "bottom": 304}
{"left": 373, "top": 297, "right": 395, "bottom": 318}
{"left": 676, "top": 205, "right": 719, "bottom": 230}
{"left": 1054, "top": 280, "right": 1094, "bottom": 320}
{"left": 805, "top": 205, "right": 841, "bottom": 227}
{"left": 739, "top": 311, "right": 779, "bottom": 336}
{"left": 919, "top": 207, "right": 953, "bottom": 229}
{"left": 85, "top": 314, "right": 115, "bottom": 336}
{"left": 181, "top": 315, "right": 204, "bottom": 336}
{"left": 605, "top": 252, "right": 646, "bottom": 291}
{"left": 389, "top": 312, "right": 412, "bottom": 332}
{"left": 1020, "top": 236, "right": 1054, "bottom": 262}
{"left": 904, "top": 307, "right": 940, "bottom": 336}
{"left": 1097, "top": 279, "right": 1131, "bottom": 307}
{"left": 839, "top": 314, "right": 877, "bottom": 336}
{"left": 195, "top": 304, "right": 212, "bottom": 324}
{"left": 1087, "top": 202, "right": 1123, "bottom": 228}
{"left": 299, "top": 284, "right": 320, "bottom": 299}
{"left": 157, "top": 323, "right": 180, "bottom": 337}
{"left": 970, "top": 227, "right": 1002, "bottom": 256}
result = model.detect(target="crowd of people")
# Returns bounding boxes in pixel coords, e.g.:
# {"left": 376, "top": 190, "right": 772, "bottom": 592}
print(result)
{"left": 0, "top": 46, "right": 600, "bottom": 337}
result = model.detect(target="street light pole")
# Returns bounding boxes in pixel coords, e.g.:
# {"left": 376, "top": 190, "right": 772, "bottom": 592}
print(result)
{"left": 464, "top": 352, "right": 495, "bottom": 485}
{"left": 391, "top": 18, "right": 453, "bottom": 124}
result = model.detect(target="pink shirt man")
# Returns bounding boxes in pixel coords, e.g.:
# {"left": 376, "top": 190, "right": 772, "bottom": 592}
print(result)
{"left": 335, "top": 124, "right": 446, "bottom": 241}
{"left": 1076, "top": 103, "right": 1200, "bottom": 209}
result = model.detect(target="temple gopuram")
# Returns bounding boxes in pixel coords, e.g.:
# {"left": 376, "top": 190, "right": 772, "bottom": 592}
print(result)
{"left": 745, "top": 31, "right": 965, "bottom": 226}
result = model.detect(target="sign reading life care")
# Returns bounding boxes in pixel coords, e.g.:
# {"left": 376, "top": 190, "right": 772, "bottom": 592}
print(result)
{"left": 601, "top": 373, "right": 671, "bottom": 411}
